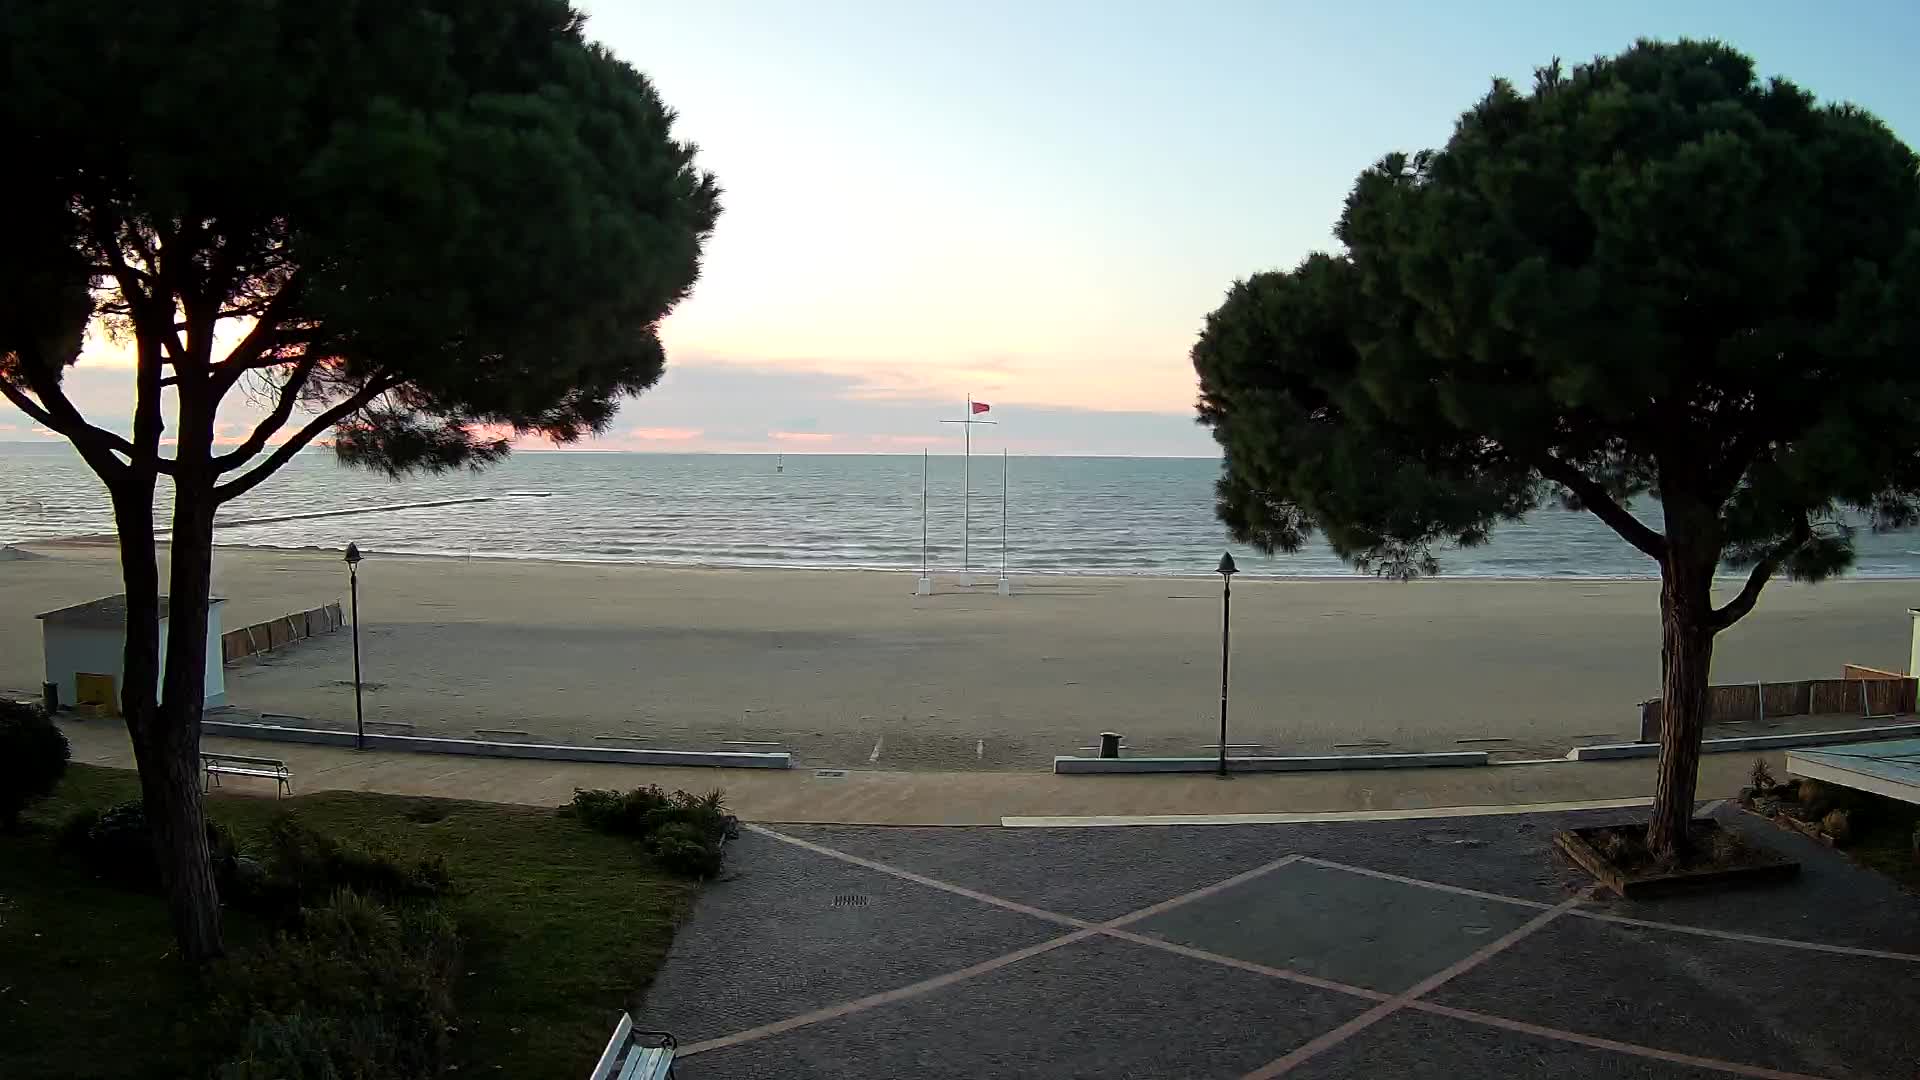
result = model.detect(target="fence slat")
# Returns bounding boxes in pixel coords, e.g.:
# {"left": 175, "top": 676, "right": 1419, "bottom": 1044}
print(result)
{"left": 1640, "top": 673, "right": 1916, "bottom": 741}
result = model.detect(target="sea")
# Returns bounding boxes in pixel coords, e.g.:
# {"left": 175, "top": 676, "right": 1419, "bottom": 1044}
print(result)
{"left": 5, "top": 441, "right": 1920, "bottom": 579}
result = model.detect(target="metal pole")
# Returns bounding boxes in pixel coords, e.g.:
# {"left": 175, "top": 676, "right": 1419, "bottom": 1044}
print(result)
{"left": 963, "top": 396, "right": 971, "bottom": 578}
{"left": 350, "top": 565, "right": 365, "bottom": 751}
{"left": 1218, "top": 574, "right": 1231, "bottom": 778}
{"left": 1001, "top": 448, "right": 1008, "bottom": 577}
{"left": 922, "top": 449, "right": 929, "bottom": 576}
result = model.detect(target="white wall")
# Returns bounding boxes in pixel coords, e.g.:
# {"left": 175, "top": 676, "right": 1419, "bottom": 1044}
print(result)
{"left": 41, "top": 599, "right": 227, "bottom": 710}
{"left": 42, "top": 625, "right": 125, "bottom": 708}
{"left": 203, "top": 601, "right": 226, "bottom": 708}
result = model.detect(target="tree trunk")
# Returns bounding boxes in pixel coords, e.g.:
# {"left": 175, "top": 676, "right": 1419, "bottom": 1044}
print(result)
{"left": 159, "top": 473, "right": 224, "bottom": 961}
{"left": 111, "top": 472, "right": 225, "bottom": 963}
{"left": 1646, "top": 553, "right": 1718, "bottom": 860}
{"left": 127, "top": 688, "right": 223, "bottom": 963}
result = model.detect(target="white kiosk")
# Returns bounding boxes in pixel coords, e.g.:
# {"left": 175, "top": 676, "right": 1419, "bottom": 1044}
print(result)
{"left": 37, "top": 594, "right": 227, "bottom": 712}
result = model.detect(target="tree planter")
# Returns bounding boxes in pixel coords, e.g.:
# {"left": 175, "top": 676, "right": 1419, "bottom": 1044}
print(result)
{"left": 1554, "top": 820, "right": 1799, "bottom": 899}
{"left": 1769, "top": 813, "right": 1840, "bottom": 848}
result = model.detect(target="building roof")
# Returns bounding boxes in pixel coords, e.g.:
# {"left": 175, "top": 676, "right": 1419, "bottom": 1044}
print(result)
{"left": 36, "top": 594, "right": 225, "bottom": 627}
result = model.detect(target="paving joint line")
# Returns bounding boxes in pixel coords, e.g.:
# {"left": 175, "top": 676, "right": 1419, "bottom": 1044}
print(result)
{"left": 1300, "top": 855, "right": 1920, "bottom": 963}
{"left": 742, "top": 823, "right": 1090, "bottom": 929}
{"left": 1241, "top": 894, "right": 1589, "bottom": 1078}
{"left": 686, "top": 830, "right": 1309, "bottom": 1057}
{"left": 1405, "top": 1001, "right": 1830, "bottom": 1080}
{"left": 688, "top": 827, "right": 1877, "bottom": 1077}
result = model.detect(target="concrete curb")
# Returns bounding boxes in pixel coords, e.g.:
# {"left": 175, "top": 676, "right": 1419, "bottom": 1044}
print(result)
{"left": 1567, "top": 721, "right": 1920, "bottom": 761}
{"left": 200, "top": 720, "right": 792, "bottom": 769}
{"left": 1053, "top": 751, "right": 1488, "bottom": 774}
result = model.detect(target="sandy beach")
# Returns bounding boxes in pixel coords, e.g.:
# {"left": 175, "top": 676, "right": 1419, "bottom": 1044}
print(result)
{"left": 3, "top": 541, "right": 1914, "bottom": 770}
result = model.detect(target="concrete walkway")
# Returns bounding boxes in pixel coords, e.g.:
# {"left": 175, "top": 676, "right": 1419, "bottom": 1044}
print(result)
{"left": 645, "top": 808, "right": 1920, "bottom": 1078}
{"left": 65, "top": 719, "right": 1772, "bottom": 824}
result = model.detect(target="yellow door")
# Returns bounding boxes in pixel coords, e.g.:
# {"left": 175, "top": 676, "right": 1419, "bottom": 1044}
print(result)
{"left": 75, "top": 673, "right": 116, "bottom": 716}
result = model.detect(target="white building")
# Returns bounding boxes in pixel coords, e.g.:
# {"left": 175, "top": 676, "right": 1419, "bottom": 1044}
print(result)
{"left": 37, "top": 594, "right": 227, "bottom": 712}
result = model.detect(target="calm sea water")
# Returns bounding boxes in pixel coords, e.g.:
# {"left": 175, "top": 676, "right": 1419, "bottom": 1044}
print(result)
{"left": 4, "top": 442, "right": 1919, "bottom": 578}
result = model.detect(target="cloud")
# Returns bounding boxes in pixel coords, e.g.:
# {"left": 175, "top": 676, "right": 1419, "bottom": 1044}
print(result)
{"left": 626, "top": 426, "right": 704, "bottom": 441}
{"left": 4, "top": 350, "right": 1220, "bottom": 457}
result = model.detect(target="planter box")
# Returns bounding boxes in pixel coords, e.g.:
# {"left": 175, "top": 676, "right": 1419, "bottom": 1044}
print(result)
{"left": 1771, "top": 813, "right": 1839, "bottom": 848}
{"left": 1554, "top": 820, "right": 1799, "bottom": 899}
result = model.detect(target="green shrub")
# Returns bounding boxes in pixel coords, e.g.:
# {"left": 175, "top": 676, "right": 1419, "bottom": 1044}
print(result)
{"left": 72, "top": 799, "right": 237, "bottom": 888}
{"left": 241, "top": 813, "right": 451, "bottom": 917}
{"left": 0, "top": 700, "right": 69, "bottom": 828}
{"left": 566, "top": 785, "right": 672, "bottom": 836}
{"left": 565, "top": 786, "right": 735, "bottom": 877}
{"left": 649, "top": 820, "right": 724, "bottom": 877}
{"left": 56, "top": 805, "right": 101, "bottom": 849}
{"left": 1748, "top": 757, "right": 1775, "bottom": 792}
{"left": 217, "top": 889, "right": 461, "bottom": 1080}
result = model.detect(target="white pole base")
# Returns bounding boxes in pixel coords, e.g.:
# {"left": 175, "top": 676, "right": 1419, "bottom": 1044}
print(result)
{"left": 914, "top": 576, "right": 934, "bottom": 596}
{"left": 996, "top": 576, "right": 1013, "bottom": 597}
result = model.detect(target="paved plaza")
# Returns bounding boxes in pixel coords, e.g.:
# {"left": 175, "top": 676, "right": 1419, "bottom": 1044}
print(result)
{"left": 642, "top": 806, "right": 1920, "bottom": 1078}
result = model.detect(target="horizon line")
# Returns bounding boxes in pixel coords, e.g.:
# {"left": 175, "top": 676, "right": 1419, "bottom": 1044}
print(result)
{"left": 0, "top": 440, "right": 1223, "bottom": 461}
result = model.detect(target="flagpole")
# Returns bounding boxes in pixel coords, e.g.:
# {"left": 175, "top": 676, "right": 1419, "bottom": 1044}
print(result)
{"left": 915, "top": 448, "right": 932, "bottom": 595}
{"left": 938, "top": 399, "right": 993, "bottom": 588}
{"left": 997, "top": 448, "right": 1012, "bottom": 596}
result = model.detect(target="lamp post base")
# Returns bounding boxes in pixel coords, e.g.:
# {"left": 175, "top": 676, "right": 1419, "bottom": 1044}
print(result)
{"left": 914, "top": 576, "right": 933, "bottom": 596}
{"left": 996, "top": 576, "right": 1013, "bottom": 596}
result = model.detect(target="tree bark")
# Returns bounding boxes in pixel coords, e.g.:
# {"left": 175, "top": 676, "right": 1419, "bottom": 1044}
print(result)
{"left": 1646, "top": 548, "right": 1718, "bottom": 860}
{"left": 151, "top": 385, "right": 226, "bottom": 963}
{"left": 111, "top": 470, "right": 225, "bottom": 962}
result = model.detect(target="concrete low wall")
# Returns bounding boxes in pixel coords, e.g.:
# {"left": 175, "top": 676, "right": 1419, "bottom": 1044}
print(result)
{"left": 200, "top": 719, "right": 791, "bottom": 769}
{"left": 1569, "top": 721, "right": 1920, "bottom": 761}
{"left": 1054, "top": 751, "right": 1488, "bottom": 775}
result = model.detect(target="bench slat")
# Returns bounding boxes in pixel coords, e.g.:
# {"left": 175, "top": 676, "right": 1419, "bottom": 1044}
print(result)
{"left": 587, "top": 1013, "right": 634, "bottom": 1080}
{"left": 203, "top": 754, "right": 288, "bottom": 769}
{"left": 207, "top": 766, "right": 284, "bottom": 779}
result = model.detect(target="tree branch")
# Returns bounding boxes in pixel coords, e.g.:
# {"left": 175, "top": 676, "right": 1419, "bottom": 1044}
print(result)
{"left": 1537, "top": 454, "right": 1668, "bottom": 560}
{"left": 1709, "top": 518, "right": 1812, "bottom": 631}
{"left": 212, "top": 375, "right": 400, "bottom": 503}
{"left": 212, "top": 357, "right": 319, "bottom": 473}
{"left": 0, "top": 363, "right": 160, "bottom": 470}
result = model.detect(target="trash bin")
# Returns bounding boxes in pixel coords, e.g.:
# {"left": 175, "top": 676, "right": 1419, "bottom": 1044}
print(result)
{"left": 42, "top": 682, "right": 58, "bottom": 713}
{"left": 1099, "top": 732, "right": 1123, "bottom": 759}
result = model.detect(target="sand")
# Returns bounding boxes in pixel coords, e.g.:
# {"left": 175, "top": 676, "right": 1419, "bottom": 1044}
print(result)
{"left": 3, "top": 541, "right": 1914, "bottom": 771}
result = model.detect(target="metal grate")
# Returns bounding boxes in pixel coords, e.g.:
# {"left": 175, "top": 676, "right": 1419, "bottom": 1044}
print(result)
{"left": 832, "top": 894, "right": 869, "bottom": 908}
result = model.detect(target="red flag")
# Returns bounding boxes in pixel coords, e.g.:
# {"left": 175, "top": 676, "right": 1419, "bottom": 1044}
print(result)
{"left": 971, "top": 401, "right": 992, "bottom": 414}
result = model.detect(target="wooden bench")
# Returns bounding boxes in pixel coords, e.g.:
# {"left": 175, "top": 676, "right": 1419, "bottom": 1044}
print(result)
{"left": 201, "top": 752, "right": 291, "bottom": 798}
{"left": 588, "top": 1012, "right": 676, "bottom": 1080}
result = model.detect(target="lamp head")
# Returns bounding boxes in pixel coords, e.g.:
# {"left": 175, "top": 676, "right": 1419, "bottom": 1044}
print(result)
{"left": 344, "top": 542, "right": 363, "bottom": 566}
{"left": 1216, "top": 551, "right": 1238, "bottom": 577}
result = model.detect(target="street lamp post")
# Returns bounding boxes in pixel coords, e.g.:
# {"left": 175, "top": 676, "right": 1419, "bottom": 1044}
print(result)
{"left": 1216, "top": 551, "right": 1237, "bottom": 778}
{"left": 345, "top": 542, "right": 365, "bottom": 751}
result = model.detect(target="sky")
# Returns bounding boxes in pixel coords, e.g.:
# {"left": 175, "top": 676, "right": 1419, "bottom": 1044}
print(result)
{"left": 6, "top": 0, "right": 1918, "bottom": 456}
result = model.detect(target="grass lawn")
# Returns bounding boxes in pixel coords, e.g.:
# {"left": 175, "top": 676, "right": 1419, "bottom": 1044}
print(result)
{"left": 0, "top": 764, "right": 702, "bottom": 1079}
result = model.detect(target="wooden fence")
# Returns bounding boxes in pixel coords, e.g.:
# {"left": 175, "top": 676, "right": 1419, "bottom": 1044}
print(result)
{"left": 222, "top": 601, "right": 345, "bottom": 664}
{"left": 1637, "top": 668, "right": 1917, "bottom": 742}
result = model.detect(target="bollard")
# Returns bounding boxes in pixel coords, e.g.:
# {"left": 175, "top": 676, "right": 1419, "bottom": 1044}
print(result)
{"left": 1099, "top": 731, "right": 1123, "bottom": 759}
{"left": 42, "top": 682, "right": 59, "bottom": 713}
